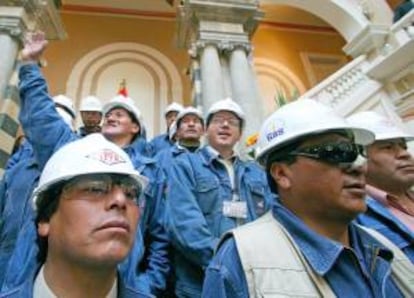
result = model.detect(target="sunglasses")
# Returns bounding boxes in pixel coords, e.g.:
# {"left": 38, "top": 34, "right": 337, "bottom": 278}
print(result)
{"left": 288, "top": 142, "right": 366, "bottom": 165}
{"left": 62, "top": 173, "right": 143, "bottom": 206}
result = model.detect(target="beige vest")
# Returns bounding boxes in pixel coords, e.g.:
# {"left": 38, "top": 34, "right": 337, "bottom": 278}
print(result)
{"left": 226, "top": 212, "right": 414, "bottom": 298}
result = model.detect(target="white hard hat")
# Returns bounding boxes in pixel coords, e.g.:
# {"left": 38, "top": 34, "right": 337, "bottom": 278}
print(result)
{"left": 347, "top": 111, "right": 414, "bottom": 141}
{"left": 53, "top": 94, "right": 76, "bottom": 119}
{"left": 165, "top": 102, "right": 184, "bottom": 116}
{"left": 32, "top": 133, "right": 148, "bottom": 210}
{"left": 256, "top": 99, "right": 375, "bottom": 166}
{"left": 169, "top": 121, "right": 177, "bottom": 141}
{"left": 56, "top": 107, "right": 75, "bottom": 131}
{"left": 206, "top": 98, "right": 245, "bottom": 126}
{"left": 80, "top": 96, "right": 103, "bottom": 113}
{"left": 103, "top": 95, "right": 143, "bottom": 128}
{"left": 176, "top": 106, "right": 204, "bottom": 128}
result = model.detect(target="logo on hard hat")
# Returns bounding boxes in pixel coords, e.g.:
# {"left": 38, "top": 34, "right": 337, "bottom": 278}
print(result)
{"left": 265, "top": 119, "right": 285, "bottom": 142}
{"left": 86, "top": 149, "right": 126, "bottom": 165}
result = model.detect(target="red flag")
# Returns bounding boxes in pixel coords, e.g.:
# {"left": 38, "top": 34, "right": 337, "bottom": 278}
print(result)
{"left": 118, "top": 79, "right": 128, "bottom": 97}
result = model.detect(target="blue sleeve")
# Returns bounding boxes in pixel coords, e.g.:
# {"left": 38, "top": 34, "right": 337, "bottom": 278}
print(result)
{"left": 202, "top": 238, "right": 249, "bottom": 298}
{"left": 0, "top": 178, "right": 5, "bottom": 226}
{"left": 146, "top": 138, "right": 156, "bottom": 157}
{"left": 5, "top": 145, "right": 24, "bottom": 171}
{"left": 18, "top": 64, "right": 77, "bottom": 170}
{"left": 164, "top": 156, "right": 219, "bottom": 268}
{"left": 136, "top": 166, "right": 171, "bottom": 295}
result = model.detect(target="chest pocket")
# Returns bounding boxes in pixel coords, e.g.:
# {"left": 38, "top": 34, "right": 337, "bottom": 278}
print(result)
{"left": 195, "top": 177, "right": 220, "bottom": 215}
{"left": 245, "top": 180, "right": 267, "bottom": 218}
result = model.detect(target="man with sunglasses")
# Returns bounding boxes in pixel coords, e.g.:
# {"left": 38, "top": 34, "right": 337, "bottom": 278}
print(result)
{"left": 202, "top": 99, "right": 414, "bottom": 297}
{"left": 165, "top": 98, "right": 274, "bottom": 297}
{"left": 0, "top": 134, "right": 152, "bottom": 297}
{"left": 348, "top": 111, "right": 414, "bottom": 262}
{"left": 12, "top": 31, "right": 170, "bottom": 296}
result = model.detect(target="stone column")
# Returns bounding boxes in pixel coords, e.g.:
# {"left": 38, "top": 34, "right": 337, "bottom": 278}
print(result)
{"left": 0, "top": 7, "right": 29, "bottom": 175}
{"left": 199, "top": 42, "right": 225, "bottom": 111}
{"left": 0, "top": 7, "right": 27, "bottom": 101}
{"left": 228, "top": 45, "right": 263, "bottom": 142}
{"left": 189, "top": 57, "right": 202, "bottom": 110}
{"left": 0, "top": 1, "right": 66, "bottom": 176}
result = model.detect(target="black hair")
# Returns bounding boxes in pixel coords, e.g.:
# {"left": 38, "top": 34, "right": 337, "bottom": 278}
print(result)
{"left": 265, "top": 140, "right": 302, "bottom": 194}
{"left": 35, "top": 181, "right": 66, "bottom": 263}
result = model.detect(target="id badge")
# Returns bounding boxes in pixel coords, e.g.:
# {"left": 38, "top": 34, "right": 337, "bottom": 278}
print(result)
{"left": 223, "top": 201, "right": 247, "bottom": 219}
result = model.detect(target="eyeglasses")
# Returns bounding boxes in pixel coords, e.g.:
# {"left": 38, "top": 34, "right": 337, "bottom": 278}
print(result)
{"left": 62, "top": 173, "right": 143, "bottom": 206}
{"left": 288, "top": 142, "right": 366, "bottom": 165}
{"left": 211, "top": 116, "right": 240, "bottom": 127}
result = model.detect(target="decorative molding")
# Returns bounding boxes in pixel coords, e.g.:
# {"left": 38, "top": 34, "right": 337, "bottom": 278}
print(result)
{"left": 66, "top": 42, "right": 183, "bottom": 137}
{"left": 300, "top": 52, "right": 348, "bottom": 87}
{"left": 3, "top": 0, "right": 66, "bottom": 40}
{"left": 343, "top": 24, "right": 389, "bottom": 58}
{"left": 61, "top": 4, "right": 176, "bottom": 20}
{"left": 0, "top": 7, "right": 28, "bottom": 42}
{"left": 366, "top": 39, "right": 414, "bottom": 81}
{"left": 176, "top": 0, "right": 262, "bottom": 48}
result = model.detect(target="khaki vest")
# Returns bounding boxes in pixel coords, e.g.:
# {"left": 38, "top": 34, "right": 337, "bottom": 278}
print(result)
{"left": 225, "top": 212, "right": 414, "bottom": 298}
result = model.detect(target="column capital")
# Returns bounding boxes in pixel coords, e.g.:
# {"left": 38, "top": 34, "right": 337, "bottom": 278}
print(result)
{"left": 0, "top": 7, "right": 28, "bottom": 42}
{"left": 190, "top": 40, "right": 252, "bottom": 57}
{"left": 176, "top": 0, "right": 262, "bottom": 49}
{"left": 0, "top": 0, "right": 66, "bottom": 41}
{"left": 218, "top": 42, "right": 251, "bottom": 54}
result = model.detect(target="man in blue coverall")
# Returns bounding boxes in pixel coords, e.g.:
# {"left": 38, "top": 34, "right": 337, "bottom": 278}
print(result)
{"left": 202, "top": 99, "right": 413, "bottom": 297}
{"left": 0, "top": 134, "right": 151, "bottom": 297}
{"left": 0, "top": 94, "right": 77, "bottom": 285}
{"left": 156, "top": 106, "right": 205, "bottom": 175}
{"left": 6, "top": 31, "right": 169, "bottom": 296}
{"left": 165, "top": 98, "right": 275, "bottom": 297}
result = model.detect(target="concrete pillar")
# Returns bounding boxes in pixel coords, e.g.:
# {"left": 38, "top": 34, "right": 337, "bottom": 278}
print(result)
{"left": 0, "top": 3, "right": 66, "bottom": 176}
{"left": 229, "top": 45, "right": 264, "bottom": 140}
{"left": 0, "top": 7, "right": 27, "bottom": 101}
{"left": 0, "top": 7, "right": 29, "bottom": 175}
{"left": 200, "top": 43, "right": 225, "bottom": 111}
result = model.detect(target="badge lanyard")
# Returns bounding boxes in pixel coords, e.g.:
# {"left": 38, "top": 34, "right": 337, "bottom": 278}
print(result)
{"left": 222, "top": 164, "right": 247, "bottom": 224}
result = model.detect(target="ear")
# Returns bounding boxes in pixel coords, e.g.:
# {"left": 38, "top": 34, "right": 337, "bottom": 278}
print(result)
{"left": 270, "top": 163, "right": 292, "bottom": 190}
{"left": 38, "top": 221, "right": 50, "bottom": 237}
{"left": 131, "top": 122, "right": 140, "bottom": 135}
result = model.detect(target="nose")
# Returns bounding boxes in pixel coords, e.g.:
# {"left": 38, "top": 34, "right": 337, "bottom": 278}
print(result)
{"left": 396, "top": 145, "right": 412, "bottom": 159}
{"left": 220, "top": 120, "right": 230, "bottom": 127}
{"left": 344, "top": 155, "right": 367, "bottom": 176}
{"left": 105, "top": 113, "right": 117, "bottom": 122}
{"left": 106, "top": 186, "right": 128, "bottom": 210}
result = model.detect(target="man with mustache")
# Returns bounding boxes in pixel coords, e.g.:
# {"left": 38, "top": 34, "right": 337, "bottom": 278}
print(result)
{"left": 0, "top": 134, "right": 151, "bottom": 297}
{"left": 202, "top": 99, "right": 413, "bottom": 297}
{"left": 78, "top": 95, "right": 103, "bottom": 137}
{"left": 348, "top": 111, "right": 414, "bottom": 262}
